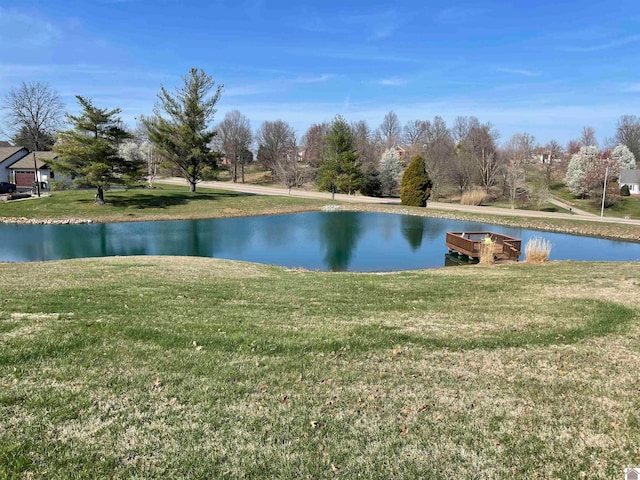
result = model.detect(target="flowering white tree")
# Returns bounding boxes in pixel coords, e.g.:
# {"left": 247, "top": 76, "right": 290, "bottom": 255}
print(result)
{"left": 379, "top": 148, "right": 403, "bottom": 196}
{"left": 566, "top": 145, "right": 635, "bottom": 201}
{"left": 611, "top": 145, "right": 636, "bottom": 171}
{"left": 565, "top": 146, "right": 599, "bottom": 197}
{"left": 119, "top": 140, "right": 159, "bottom": 188}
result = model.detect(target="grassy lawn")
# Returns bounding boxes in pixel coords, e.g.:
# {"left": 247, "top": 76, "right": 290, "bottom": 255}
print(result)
{"left": 1, "top": 257, "right": 639, "bottom": 478}
{"left": 551, "top": 184, "right": 640, "bottom": 220}
{"left": 215, "top": 164, "right": 275, "bottom": 185}
{"left": 0, "top": 184, "right": 324, "bottom": 223}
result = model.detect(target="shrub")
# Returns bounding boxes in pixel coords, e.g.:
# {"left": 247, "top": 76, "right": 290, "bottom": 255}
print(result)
{"left": 621, "top": 184, "right": 631, "bottom": 197}
{"left": 360, "top": 169, "right": 383, "bottom": 197}
{"left": 201, "top": 166, "right": 219, "bottom": 181}
{"left": 460, "top": 187, "right": 487, "bottom": 206}
{"left": 49, "top": 179, "right": 71, "bottom": 191}
{"left": 479, "top": 236, "right": 495, "bottom": 266}
{"left": 400, "top": 155, "right": 432, "bottom": 207}
{"left": 524, "top": 237, "right": 552, "bottom": 263}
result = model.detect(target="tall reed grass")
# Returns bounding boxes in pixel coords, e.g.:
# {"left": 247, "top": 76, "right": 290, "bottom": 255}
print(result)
{"left": 524, "top": 237, "right": 552, "bottom": 263}
{"left": 460, "top": 187, "right": 487, "bottom": 206}
{"left": 479, "top": 236, "right": 495, "bottom": 265}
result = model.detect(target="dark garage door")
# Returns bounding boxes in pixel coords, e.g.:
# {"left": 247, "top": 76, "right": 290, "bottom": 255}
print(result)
{"left": 15, "top": 171, "right": 35, "bottom": 187}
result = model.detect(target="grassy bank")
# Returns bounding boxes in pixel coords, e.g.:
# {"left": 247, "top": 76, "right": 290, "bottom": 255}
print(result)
{"left": 1, "top": 257, "right": 639, "bottom": 478}
{"left": 0, "top": 185, "right": 324, "bottom": 223}
{"left": 2, "top": 184, "right": 639, "bottom": 243}
{"left": 360, "top": 204, "right": 640, "bottom": 243}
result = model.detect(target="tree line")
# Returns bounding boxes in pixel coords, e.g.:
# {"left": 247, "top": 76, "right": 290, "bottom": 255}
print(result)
{"left": 1, "top": 69, "right": 638, "bottom": 206}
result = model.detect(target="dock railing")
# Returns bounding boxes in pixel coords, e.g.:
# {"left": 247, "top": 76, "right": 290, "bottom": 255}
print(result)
{"left": 446, "top": 232, "right": 521, "bottom": 260}
{"left": 446, "top": 232, "right": 483, "bottom": 257}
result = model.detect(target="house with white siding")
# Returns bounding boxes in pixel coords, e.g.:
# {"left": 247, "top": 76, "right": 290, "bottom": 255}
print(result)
{"left": 619, "top": 169, "right": 640, "bottom": 196}
{"left": 0, "top": 146, "right": 29, "bottom": 184}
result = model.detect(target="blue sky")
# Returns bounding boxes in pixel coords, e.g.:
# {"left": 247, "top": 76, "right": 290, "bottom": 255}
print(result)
{"left": 1, "top": 0, "right": 639, "bottom": 146}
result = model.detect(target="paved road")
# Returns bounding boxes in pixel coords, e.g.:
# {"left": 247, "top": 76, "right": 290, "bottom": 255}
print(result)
{"left": 548, "top": 195, "right": 597, "bottom": 217}
{"left": 160, "top": 177, "right": 640, "bottom": 226}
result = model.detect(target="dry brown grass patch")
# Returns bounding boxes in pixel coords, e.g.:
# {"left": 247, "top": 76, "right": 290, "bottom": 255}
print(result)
{"left": 524, "top": 237, "right": 552, "bottom": 263}
{"left": 460, "top": 187, "right": 488, "bottom": 206}
{"left": 479, "top": 236, "right": 495, "bottom": 265}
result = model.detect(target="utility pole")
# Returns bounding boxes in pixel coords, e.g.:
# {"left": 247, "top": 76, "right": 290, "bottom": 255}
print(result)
{"left": 32, "top": 151, "right": 41, "bottom": 198}
{"left": 600, "top": 166, "right": 609, "bottom": 220}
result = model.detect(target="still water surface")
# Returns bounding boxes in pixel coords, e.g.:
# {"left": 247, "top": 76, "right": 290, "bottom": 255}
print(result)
{"left": 1, "top": 212, "right": 639, "bottom": 271}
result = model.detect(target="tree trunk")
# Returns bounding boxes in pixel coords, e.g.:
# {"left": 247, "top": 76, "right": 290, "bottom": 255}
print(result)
{"left": 241, "top": 164, "right": 245, "bottom": 183}
{"left": 233, "top": 163, "right": 237, "bottom": 183}
{"left": 95, "top": 186, "right": 105, "bottom": 205}
{"left": 189, "top": 181, "right": 196, "bottom": 193}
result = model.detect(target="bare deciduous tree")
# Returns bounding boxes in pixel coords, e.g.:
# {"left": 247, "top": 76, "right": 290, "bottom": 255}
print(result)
{"left": 273, "top": 135, "right": 310, "bottom": 193}
{"left": 1, "top": 81, "right": 65, "bottom": 151}
{"left": 458, "top": 120, "right": 501, "bottom": 192}
{"left": 542, "top": 139, "right": 564, "bottom": 186}
{"left": 503, "top": 133, "right": 536, "bottom": 208}
{"left": 422, "top": 116, "right": 454, "bottom": 199}
{"left": 351, "top": 120, "right": 382, "bottom": 171}
{"left": 301, "top": 122, "right": 329, "bottom": 168}
{"left": 579, "top": 126, "right": 598, "bottom": 148}
{"left": 378, "top": 110, "right": 401, "bottom": 148}
{"left": 256, "top": 120, "right": 295, "bottom": 176}
{"left": 402, "top": 120, "right": 429, "bottom": 146}
{"left": 216, "top": 110, "right": 253, "bottom": 183}
{"left": 615, "top": 115, "right": 640, "bottom": 165}
{"left": 449, "top": 149, "right": 474, "bottom": 194}
{"left": 451, "top": 115, "right": 480, "bottom": 144}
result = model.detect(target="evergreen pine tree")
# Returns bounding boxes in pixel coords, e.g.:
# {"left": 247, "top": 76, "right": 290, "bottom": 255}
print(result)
{"left": 143, "top": 68, "right": 222, "bottom": 192}
{"left": 400, "top": 155, "right": 432, "bottom": 207}
{"left": 53, "top": 96, "right": 144, "bottom": 204}
{"left": 317, "top": 116, "right": 362, "bottom": 197}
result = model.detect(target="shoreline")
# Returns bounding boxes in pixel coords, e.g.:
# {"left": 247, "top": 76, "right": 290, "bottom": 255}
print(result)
{"left": 2, "top": 203, "right": 640, "bottom": 244}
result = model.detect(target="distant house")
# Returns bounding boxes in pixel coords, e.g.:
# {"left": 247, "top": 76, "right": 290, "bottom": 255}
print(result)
{"left": 0, "top": 141, "right": 13, "bottom": 148}
{"left": 619, "top": 169, "right": 640, "bottom": 196}
{"left": 7, "top": 151, "right": 59, "bottom": 189}
{"left": 0, "top": 146, "right": 29, "bottom": 183}
{"left": 0, "top": 148, "right": 63, "bottom": 189}
{"left": 394, "top": 145, "right": 408, "bottom": 161}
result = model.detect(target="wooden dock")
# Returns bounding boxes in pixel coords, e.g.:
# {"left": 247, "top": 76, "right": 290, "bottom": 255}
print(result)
{"left": 445, "top": 232, "right": 522, "bottom": 261}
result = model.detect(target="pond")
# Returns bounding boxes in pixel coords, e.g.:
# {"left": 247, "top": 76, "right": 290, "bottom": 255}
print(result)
{"left": 1, "top": 212, "right": 639, "bottom": 271}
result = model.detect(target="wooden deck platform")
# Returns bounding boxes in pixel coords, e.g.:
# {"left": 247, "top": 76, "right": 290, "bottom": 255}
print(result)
{"left": 445, "top": 231, "right": 522, "bottom": 261}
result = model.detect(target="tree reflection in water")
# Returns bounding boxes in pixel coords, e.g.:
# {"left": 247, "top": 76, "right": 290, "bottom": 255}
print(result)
{"left": 319, "top": 212, "right": 363, "bottom": 271}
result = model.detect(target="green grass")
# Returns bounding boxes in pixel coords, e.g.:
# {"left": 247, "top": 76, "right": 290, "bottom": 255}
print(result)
{"left": 550, "top": 184, "right": 640, "bottom": 219}
{"left": 1, "top": 258, "right": 640, "bottom": 478}
{"left": 0, "top": 184, "right": 324, "bottom": 222}
{"left": 215, "top": 163, "right": 275, "bottom": 185}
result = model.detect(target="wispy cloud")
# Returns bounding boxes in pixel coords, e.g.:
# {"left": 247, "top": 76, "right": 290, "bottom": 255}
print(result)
{"left": 290, "top": 47, "right": 423, "bottom": 65}
{"left": 620, "top": 82, "right": 640, "bottom": 93}
{"left": 353, "top": 9, "right": 403, "bottom": 40}
{"left": 224, "top": 74, "right": 334, "bottom": 97}
{"left": 497, "top": 67, "right": 540, "bottom": 77}
{"left": 292, "top": 74, "right": 334, "bottom": 84}
{"left": 0, "top": 63, "right": 177, "bottom": 83}
{"left": 563, "top": 34, "right": 640, "bottom": 52}
{"left": 288, "top": 8, "right": 404, "bottom": 41}
{"left": 378, "top": 77, "right": 409, "bottom": 87}
{"left": 0, "top": 7, "right": 60, "bottom": 48}
{"left": 434, "top": 6, "right": 485, "bottom": 24}
{"left": 224, "top": 83, "right": 283, "bottom": 97}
